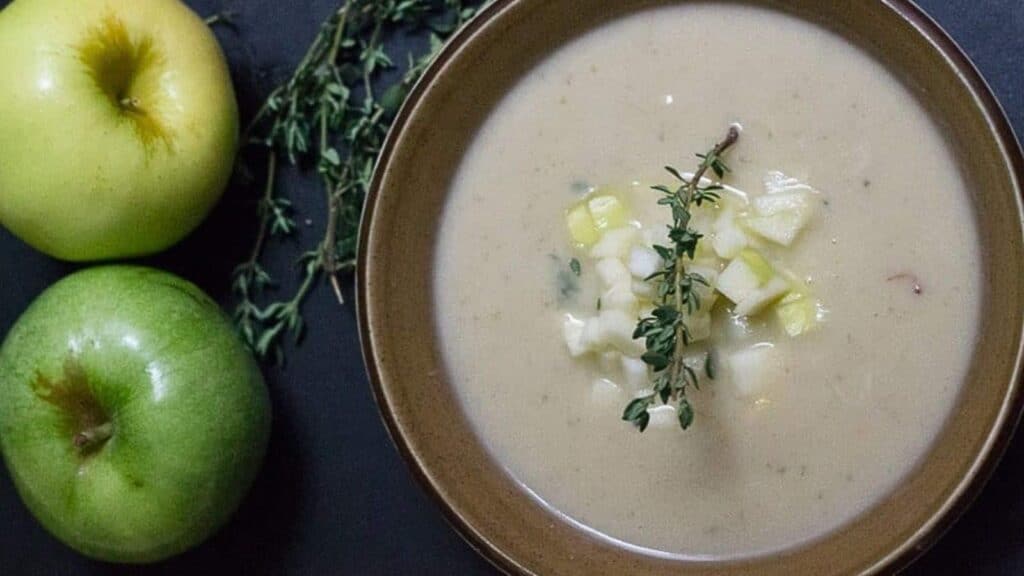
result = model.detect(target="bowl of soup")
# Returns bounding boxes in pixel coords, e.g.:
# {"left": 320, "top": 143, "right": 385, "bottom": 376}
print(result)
{"left": 358, "top": 0, "right": 1024, "bottom": 573}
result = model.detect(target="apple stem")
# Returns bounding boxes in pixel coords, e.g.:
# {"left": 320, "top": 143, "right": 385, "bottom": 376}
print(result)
{"left": 73, "top": 422, "right": 113, "bottom": 452}
{"left": 119, "top": 96, "right": 141, "bottom": 112}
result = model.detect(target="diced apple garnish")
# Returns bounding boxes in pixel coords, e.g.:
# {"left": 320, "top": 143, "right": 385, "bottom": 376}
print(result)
{"left": 588, "top": 194, "right": 629, "bottom": 230}
{"left": 718, "top": 250, "right": 771, "bottom": 305}
{"left": 591, "top": 378, "right": 625, "bottom": 408}
{"left": 628, "top": 246, "right": 662, "bottom": 279}
{"left": 596, "top": 258, "right": 631, "bottom": 287}
{"left": 581, "top": 317, "right": 603, "bottom": 350}
{"left": 718, "top": 250, "right": 788, "bottom": 317}
{"left": 764, "top": 170, "right": 813, "bottom": 195}
{"left": 711, "top": 208, "right": 749, "bottom": 259}
{"left": 742, "top": 180, "right": 816, "bottom": 247}
{"left": 733, "top": 277, "right": 789, "bottom": 317}
{"left": 753, "top": 191, "right": 812, "bottom": 216}
{"left": 598, "top": 310, "right": 644, "bottom": 355}
{"left": 646, "top": 405, "right": 679, "bottom": 430}
{"left": 717, "top": 259, "right": 761, "bottom": 305}
{"left": 712, "top": 223, "right": 749, "bottom": 259}
{"left": 632, "top": 279, "right": 655, "bottom": 300}
{"left": 744, "top": 210, "right": 810, "bottom": 247}
{"left": 603, "top": 283, "right": 638, "bottom": 313}
{"left": 737, "top": 249, "right": 775, "bottom": 284}
{"left": 566, "top": 204, "right": 600, "bottom": 246}
{"left": 562, "top": 315, "right": 588, "bottom": 357}
{"left": 591, "top": 227, "right": 639, "bottom": 259}
{"left": 728, "top": 344, "right": 781, "bottom": 399}
{"left": 775, "top": 293, "right": 820, "bottom": 337}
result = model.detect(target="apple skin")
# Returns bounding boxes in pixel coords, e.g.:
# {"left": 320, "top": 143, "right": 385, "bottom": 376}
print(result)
{"left": 0, "top": 0, "right": 238, "bottom": 261}
{"left": 0, "top": 267, "right": 270, "bottom": 563}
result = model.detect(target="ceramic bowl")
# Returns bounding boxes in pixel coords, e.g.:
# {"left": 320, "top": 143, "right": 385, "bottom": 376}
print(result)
{"left": 358, "top": 1, "right": 1024, "bottom": 573}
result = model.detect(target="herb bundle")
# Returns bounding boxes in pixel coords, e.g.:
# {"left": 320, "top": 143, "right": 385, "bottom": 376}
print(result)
{"left": 622, "top": 126, "right": 741, "bottom": 432}
{"left": 231, "top": 1, "right": 485, "bottom": 362}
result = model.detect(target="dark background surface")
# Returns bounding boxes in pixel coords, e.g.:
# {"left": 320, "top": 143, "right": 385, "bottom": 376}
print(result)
{"left": 0, "top": 0, "right": 1022, "bottom": 574}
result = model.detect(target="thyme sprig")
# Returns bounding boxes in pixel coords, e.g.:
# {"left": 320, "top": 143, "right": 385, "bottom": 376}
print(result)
{"left": 623, "top": 126, "right": 741, "bottom": 432}
{"left": 230, "top": 1, "right": 484, "bottom": 362}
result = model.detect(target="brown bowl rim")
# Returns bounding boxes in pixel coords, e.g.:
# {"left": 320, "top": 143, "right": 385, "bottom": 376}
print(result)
{"left": 357, "top": 1, "right": 1024, "bottom": 574}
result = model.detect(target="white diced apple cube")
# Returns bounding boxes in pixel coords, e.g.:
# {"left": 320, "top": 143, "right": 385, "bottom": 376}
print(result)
{"left": 744, "top": 190, "right": 816, "bottom": 247}
{"left": 632, "top": 279, "right": 656, "bottom": 300}
{"left": 562, "top": 315, "right": 588, "bottom": 357}
{"left": 743, "top": 214, "right": 806, "bottom": 247}
{"left": 763, "top": 171, "right": 813, "bottom": 195}
{"left": 642, "top": 227, "right": 670, "bottom": 248}
{"left": 717, "top": 257, "right": 764, "bottom": 305}
{"left": 599, "top": 310, "right": 643, "bottom": 355}
{"left": 647, "top": 405, "right": 678, "bottom": 430}
{"left": 591, "top": 227, "right": 639, "bottom": 259}
{"left": 621, "top": 357, "right": 649, "bottom": 389}
{"left": 628, "top": 246, "right": 663, "bottom": 279}
{"left": 718, "top": 250, "right": 787, "bottom": 317}
{"left": 596, "top": 258, "right": 631, "bottom": 287}
{"left": 603, "top": 283, "right": 638, "bottom": 313}
{"left": 728, "top": 344, "right": 782, "bottom": 399}
{"left": 763, "top": 171, "right": 798, "bottom": 193}
{"left": 713, "top": 189, "right": 750, "bottom": 213}
{"left": 753, "top": 191, "right": 812, "bottom": 216}
{"left": 712, "top": 208, "right": 748, "bottom": 259}
{"left": 713, "top": 207, "right": 736, "bottom": 230}
{"left": 733, "top": 276, "right": 790, "bottom": 317}
{"left": 712, "top": 224, "right": 749, "bottom": 259}
{"left": 581, "top": 317, "right": 603, "bottom": 350}
{"left": 738, "top": 250, "right": 776, "bottom": 283}
{"left": 591, "top": 378, "right": 625, "bottom": 408}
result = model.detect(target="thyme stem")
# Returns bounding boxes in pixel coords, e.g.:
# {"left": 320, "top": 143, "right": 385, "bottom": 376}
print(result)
{"left": 230, "top": 0, "right": 489, "bottom": 362}
{"left": 623, "top": 126, "right": 741, "bottom": 432}
{"left": 669, "top": 125, "right": 740, "bottom": 389}
{"left": 250, "top": 151, "right": 278, "bottom": 269}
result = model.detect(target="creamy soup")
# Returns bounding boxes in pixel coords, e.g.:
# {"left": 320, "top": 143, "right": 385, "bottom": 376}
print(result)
{"left": 435, "top": 4, "right": 980, "bottom": 558}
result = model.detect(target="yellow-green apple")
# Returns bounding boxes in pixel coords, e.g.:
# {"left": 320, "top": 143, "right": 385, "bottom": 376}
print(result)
{"left": 0, "top": 0, "right": 239, "bottom": 261}
{"left": 0, "top": 266, "right": 270, "bottom": 563}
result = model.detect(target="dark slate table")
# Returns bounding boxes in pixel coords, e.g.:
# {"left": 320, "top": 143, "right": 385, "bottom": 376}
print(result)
{"left": 0, "top": 1, "right": 1021, "bottom": 574}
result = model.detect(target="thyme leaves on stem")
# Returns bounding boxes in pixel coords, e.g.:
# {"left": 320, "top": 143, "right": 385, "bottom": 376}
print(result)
{"left": 230, "top": 1, "right": 485, "bottom": 363}
{"left": 623, "top": 126, "right": 741, "bottom": 432}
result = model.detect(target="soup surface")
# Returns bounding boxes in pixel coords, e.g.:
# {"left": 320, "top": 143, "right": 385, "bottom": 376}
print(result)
{"left": 435, "top": 3, "right": 980, "bottom": 558}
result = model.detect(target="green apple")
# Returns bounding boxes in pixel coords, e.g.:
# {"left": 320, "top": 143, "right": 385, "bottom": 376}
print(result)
{"left": 0, "top": 0, "right": 238, "bottom": 261}
{"left": 0, "top": 266, "right": 270, "bottom": 563}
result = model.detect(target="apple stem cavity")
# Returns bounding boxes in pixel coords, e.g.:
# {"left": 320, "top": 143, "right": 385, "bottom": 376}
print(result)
{"left": 73, "top": 422, "right": 114, "bottom": 453}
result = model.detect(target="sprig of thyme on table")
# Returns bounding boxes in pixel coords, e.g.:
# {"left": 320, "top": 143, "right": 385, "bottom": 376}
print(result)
{"left": 623, "top": 125, "right": 741, "bottom": 432}
{"left": 230, "top": 0, "right": 485, "bottom": 363}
